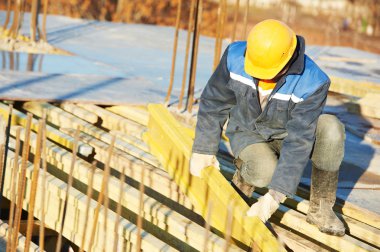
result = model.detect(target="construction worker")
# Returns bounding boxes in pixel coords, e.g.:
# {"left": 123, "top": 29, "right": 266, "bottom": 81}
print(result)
{"left": 189, "top": 19, "right": 345, "bottom": 236}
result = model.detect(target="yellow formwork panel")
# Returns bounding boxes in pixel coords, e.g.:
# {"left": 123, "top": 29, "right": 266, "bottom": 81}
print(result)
{"left": 146, "top": 104, "right": 284, "bottom": 251}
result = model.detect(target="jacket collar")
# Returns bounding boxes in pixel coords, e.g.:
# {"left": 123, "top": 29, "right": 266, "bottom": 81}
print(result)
{"left": 286, "top": 35, "right": 305, "bottom": 75}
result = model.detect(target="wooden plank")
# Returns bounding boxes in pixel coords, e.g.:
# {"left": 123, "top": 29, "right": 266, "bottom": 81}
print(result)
{"left": 254, "top": 189, "right": 380, "bottom": 248}
{"left": 0, "top": 220, "right": 42, "bottom": 252}
{"left": 14, "top": 126, "right": 244, "bottom": 252}
{"left": 109, "top": 130, "right": 150, "bottom": 153}
{"left": 23, "top": 102, "right": 159, "bottom": 167}
{"left": 267, "top": 196, "right": 379, "bottom": 252}
{"left": 329, "top": 76, "right": 380, "bottom": 98}
{"left": 219, "top": 158, "right": 380, "bottom": 235}
{"left": 60, "top": 103, "right": 99, "bottom": 124}
{"left": 2, "top": 148, "right": 177, "bottom": 252}
{"left": 296, "top": 186, "right": 380, "bottom": 231}
{"left": 76, "top": 103, "right": 146, "bottom": 138}
{"left": 0, "top": 103, "right": 93, "bottom": 157}
{"left": 270, "top": 223, "right": 328, "bottom": 252}
{"left": 106, "top": 105, "right": 149, "bottom": 126}
{"left": 346, "top": 93, "right": 380, "bottom": 119}
{"left": 146, "top": 104, "right": 284, "bottom": 251}
{"left": 60, "top": 128, "right": 194, "bottom": 210}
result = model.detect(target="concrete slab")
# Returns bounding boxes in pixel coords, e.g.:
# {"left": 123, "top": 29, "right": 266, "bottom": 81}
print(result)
{"left": 1, "top": 12, "right": 378, "bottom": 104}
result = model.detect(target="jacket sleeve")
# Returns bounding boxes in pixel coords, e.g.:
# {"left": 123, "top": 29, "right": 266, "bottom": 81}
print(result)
{"left": 192, "top": 47, "right": 236, "bottom": 155}
{"left": 268, "top": 82, "right": 330, "bottom": 197}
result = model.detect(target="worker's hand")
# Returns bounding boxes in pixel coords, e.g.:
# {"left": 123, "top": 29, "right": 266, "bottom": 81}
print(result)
{"left": 189, "top": 153, "right": 220, "bottom": 177}
{"left": 247, "top": 189, "right": 286, "bottom": 222}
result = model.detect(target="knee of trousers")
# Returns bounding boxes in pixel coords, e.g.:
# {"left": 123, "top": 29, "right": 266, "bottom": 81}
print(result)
{"left": 240, "top": 159, "right": 276, "bottom": 188}
{"left": 311, "top": 114, "right": 345, "bottom": 172}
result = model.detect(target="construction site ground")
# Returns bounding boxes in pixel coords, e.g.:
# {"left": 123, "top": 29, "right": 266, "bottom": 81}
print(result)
{"left": 0, "top": 11, "right": 380, "bottom": 251}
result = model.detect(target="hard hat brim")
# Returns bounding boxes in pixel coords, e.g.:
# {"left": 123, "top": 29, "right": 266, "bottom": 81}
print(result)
{"left": 244, "top": 34, "right": 298, "bottom": 80}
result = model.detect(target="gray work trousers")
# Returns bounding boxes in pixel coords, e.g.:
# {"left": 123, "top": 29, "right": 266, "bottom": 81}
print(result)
{"left": 238, "top": 114, "right": 345, "bottom": 188}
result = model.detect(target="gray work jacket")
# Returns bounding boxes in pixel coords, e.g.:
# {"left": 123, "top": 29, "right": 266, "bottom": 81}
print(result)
{"left": 192, "top": 36, "right": 330, "bottom": 196}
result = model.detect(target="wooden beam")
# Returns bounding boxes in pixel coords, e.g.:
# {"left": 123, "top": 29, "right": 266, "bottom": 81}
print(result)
{"left": 220, "top": 157, "right": 380, "bottom": 244}
{"left": 23, "top": 102, "right": 158, "bottom": 167}
{"left": 2, "top": 148, "right": 178, "bottom": 252}
{"left": 61, "top": 128, "right": 194, "bottom": 210}
{"left": 0, "top": 219, "right": 41, "bottom": 252}
{"left": 257, "top": 193, "right": 379, "bottom": 252}
{"left": 12, "top": 126, "right": 244, "bottom": 252}
{"left": 106, "top": 105, "right": 149, "bottom": 126}
{"left": 146, "top": 104, "right": 284, "bottom": 250}
{"left": 0, "top": 103, "right": 93, "bottom": 157}
{"left": 75, "top": 103, "right": 145, "bottom": 138}
{"left": 346, "top": 93, "right": 380, "bottom": 119}
{"left": 255, "top": 190, "right": 380, "bottom": 248}
{"left": 60, "top": 103, "right": 98, "bottom": 124}
{"left": 329, "top": 76, "right": 380, "bottom": 98}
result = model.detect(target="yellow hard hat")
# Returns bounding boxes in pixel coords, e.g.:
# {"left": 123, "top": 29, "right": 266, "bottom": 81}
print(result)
{"left": 244, "top": 19, "right": 297, "bottom": 80}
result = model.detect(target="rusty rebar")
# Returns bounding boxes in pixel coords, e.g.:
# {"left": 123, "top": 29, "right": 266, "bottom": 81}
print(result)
{"left": 116, "top": 0, "right": 125, "bottom": 21}
{"left": 243, "top": 0, "right": 250, "bottom": 39}
{"left": 136, "top": 165, "right": 146, "bottom": 251}
{"left": 0, "top": 145, "right": 5, "bottom": 201}
{"left": 24, "top": 119, "right": 44, "bottom": 252}
{"left": 11, "top": 113, "right": 33, "bottom": 252}
{"left": 39, "top": 115, "right": 47, "bottom": 252}
{"left": 0, "top": 103, "right": 12, "bottom": 211}
{"left": 55, "top": 127, "right": 80, "bottom": 252}
{"left": 30, "top": 0, "right": 38, "bottom": 42}
{"left": 186, "top": 0, "right": 203, "bottom": 113}
{"left": 213, "top": 0, "right": 223, "bottom": 70}
{"left": 6, "top": 128, "right": 21, "bottom": 252}
{"left": 178, "top": 0, "right": 197, "bottom": 110}
{"left": 79, "top": 161, "right": 96, "bottom": 252}
{"left": 2, "top": 0, "right": 12, "bottom": 30}
{"left": 125, "top": 0, "right": 133, "bottom": 23}
{"left": 42, "top": 0, "right": 48, "bottom": 41}
{"left": 165, "top": 0, "right": 183, "bottom": 105}
{"left": 112, "top": 164, "right": 126, "bottom": 252}
{"left": 223, "top": 201, "right": 234, "bottom": 251}
{"left": 202, "top": 200, "right": 213, "bottom": 252}
{"left": 16, "top": 0, "right": 26, "bottom": 39}
{"left": 102, "top": 135, "right": 117, "bottom": 252}
{"left": 215, "top": 0, "right": 227, "bottom": 69}
{"left": 231, "top": 0, "right": 240, "bottom": 42}
{"left": 10, "top": 0, "right": 20, "bottom": 39}
{"left": 88, "top": 135, "right": 116, "bottom": 252}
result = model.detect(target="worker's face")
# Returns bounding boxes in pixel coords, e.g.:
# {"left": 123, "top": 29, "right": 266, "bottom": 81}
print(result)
{"left": 268, "top": 50, "right": 298, "bottom": 82}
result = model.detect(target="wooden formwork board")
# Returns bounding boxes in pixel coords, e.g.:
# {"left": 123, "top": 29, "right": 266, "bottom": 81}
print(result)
{"left": 61, "top": 125, "right": 331, "bottom": 252}
{"left": 109, "top": 130, "right": 150, "bottom": 153}
{"left": 0, "top": 220, "right": 41, "bottom": 252}
{"left": 13, "top": 126, "right": 243, "bottom": 252}
{"left": 54, "top": 101, "right": 380, "bottom": 250}
{"left": 23, "top": 102, "right": 160, "bottom": 167}
{"left": 75, "top": 103, "right": 146, "bottom": 138}
{"left": 60, "top": 103, "right": 99, "bottom": 124}
{"left": 220, "top": 157, "right": 380, "bottom": 232}
{"left": 329, "top": 76, "right": 380, "bottom": 98}
{"left": 2, "top": 149, "right": 177, "bottom": 252}
{"left": 220, "top": 156, "right": 380, "bottom": 251}
{"left": 106, "top": 105, "right": 149, "bottom": 126}
{"left": 0, "top": 103, "right": 93, "bottom": 157}
{"left": 91, "top": 101, "right": 380, "bottom": 231}
{"left": 146, "top": 104, "right": 284, "bottom": 251}
{"left": 146, "top": 104, "right": 380, "bottom": 252}
{"left": 61, "top": 128, "right": 194, "bottom": 210}
{"left": 59, "top": 122, "right": 349, "bottom": 251}
{"left": 271, "top": 192, "right": 380, "bottom": 248}
{"left": 346, "top": 93, "right": 380, "bottom": 119}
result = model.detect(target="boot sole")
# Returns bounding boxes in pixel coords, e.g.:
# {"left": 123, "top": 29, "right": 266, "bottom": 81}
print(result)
{"left": 306, "top": 215, "right": 345, "bottom": 237}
